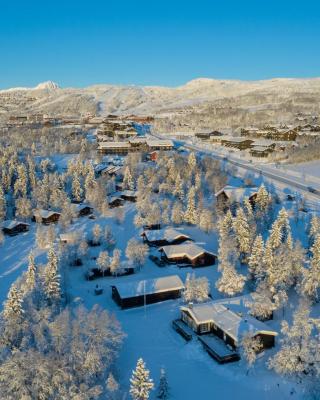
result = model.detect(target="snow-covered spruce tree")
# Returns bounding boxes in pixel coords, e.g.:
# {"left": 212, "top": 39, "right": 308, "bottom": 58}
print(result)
{"left": 173, "top": 173, "right": 184, "bottom": 201}
{"left": 106, "top": 372, "right": 120, "bottom": 399}
{"left": 130, "top": 358, "right": 154, "bottom": 400}
{"left": 44, "top": 246, "right": 61, "bottom": 303}
{"left": 97, "top": 250, "right": 110, "bottom": 276}
{"left": 171, "top": 201, "right": 184, "bottom": 225}
{"left": 25, "top": 251, "right": 38, "bottom": 293}
{"left": 216, "top": 261, "right": 246, "bottom": 296}
{"left": 15, "top": 196, "right": 32, "bottom": 220}
{"left": 156, "top": 368, "right": 170, "bottom": 400}
{"left": 126, "top": 239, "right": 148, "bottom": 268}
{"left": 3, "top": 284, "right": 24, "bottom": 322}
{"left": 183, "top": 273, "right": 210, "bottom": 304}
{"left": 123, "top": 166, "right": 135, "bottom": 191}
{"left": 187, "top": 152, "right": 197, "bottom": 172}
{"left": 268, "top": 299, "right": 315, "bottom": 378}
{"left": 72, "top": 174, "right": 83, "bottom": 202}
{"left": 277, "top": 208, "right": 291, "bottom": 243}
{"left": 104, "top": 226, "right": 116, "bottom": 251}
{"left": 268, "top": 220, "right": 283, "bottom": 250}
{"left": 248, "top": 235, "right": 265, "bottom": 282}
{"left": 218, "top": 210, "right": 234, "bottom": 240}
{"left": 110, "top": 249, "right": 122, "bottom": 276}
{"left": 247, "top": 280, "right": 275, "bottom": 321}
{"left": 0, "top": 184, "right": 6, "bottom": 221}
{"left": 301, "top": 234, "right": 320, "bottom": 302}
{"left": 92, "top": 223, "right": 102, "bottom": 246}
{"left": 199, "top": 208, "right": 214, "bottom": 233}
{"left": 308, "top": 214, "right": 320, "bottom": 248}
{"left": 184, "top": 186, "right": 198, "bottom": 225}
{"left": 243, "top": 196, "right": 254, "bottom": 222}
{"left": 13, "top": 164, "right": 28, "bottom": 198}
{"left": 240, "top": 333, "right": 262, "bottom": 375}
{"left": 233, "top": 207, "right": 252, "bottom": 259}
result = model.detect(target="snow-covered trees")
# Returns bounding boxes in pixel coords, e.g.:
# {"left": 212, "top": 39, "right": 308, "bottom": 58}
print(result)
{"left": 240, "top": 334, "right": 262, "bottom": 374}
{"left": 268, "top": 300, "right": 315, "bottom": 377}
{"left": 110, "top": 249, "right": 122, "bottom": 276}
{"left": 199, "top": 208, "right": 214, "bottom": 233}
{"left": 97, "top": 251, "right": 110, "bottom": 276}
{"left": 247, "top": 281, "right": 275, "bottom": 321}
{"left": 44, "top": 246, "right": 61, "bottom": 303}
{"left": 92, "top": 223, "right": 102, "bottom": 246}
{"left": 308, "top": 214, "right": 320, "bottom": 248}
{"left": 156, "top": 368, "right": 169, "bottom": 400}
{"left": 0, "top": 304, "right": 125, "bottom": 400}
{"left": 0, "top": 185, "right": 6, "bottom": 221}
{"left": 184, "top": 186, "right": 198, "bottom": 225}
{"left": 248, "top": 235, "right": 265, "bottom": 281}
{"left": 72, "top": 174, "right": 83, "bottom": 202}
{"left": 183, "top": 273, "right": 210, "bottom": 303}
{"left": 123, "top": 166, "right": 135, "bottom": 191}
{"left": 104, "top": 226, "right": 116, "bottom": 251}
{"left": 3, "top": 284, "right": 24, "bottom": 322}
{"left": 171, "top": 201, "right": 184, "bottom": 225}
{"left": 15, "top": 196, "right": 32, "bottom": 220}
{"left": 126, "top": 239, "right": 148, "bottom": 268}
{"left": 106, "top": 372, "right": 120, "bottom": 399}
{"left": 233, "top": 207, "right": 252, "bottom": 258}
{"left": 301, "top": 235, "right": 320, "bottom": 301}
{"left": 130, "top": 358, "right": 154, "bottom": 400}
{"left": 25, "top": 251, "right": 38, "bottom": 292}
{"left": 216, "top": 261, "right": 246, "bottom": 296}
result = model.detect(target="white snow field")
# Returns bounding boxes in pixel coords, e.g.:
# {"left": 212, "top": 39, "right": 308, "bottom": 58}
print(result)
{"left": 0, "top": 202, "right": 305, "bottom": 399}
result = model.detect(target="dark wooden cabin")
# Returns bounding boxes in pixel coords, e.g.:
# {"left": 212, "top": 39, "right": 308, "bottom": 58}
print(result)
{"left": 159, "top": 243, "right": 217, "bottom": 267}
{"left": 111, "top": 275, "right": 184, "bottom": 309}
{"left": 2, "top": 220, "right": 30, "bottom": 236}
{"left": 32, "top": 210, "right": 61, "bottom": 224}
{"left": 141, "top": 228, "right": 191, "bottom": 247}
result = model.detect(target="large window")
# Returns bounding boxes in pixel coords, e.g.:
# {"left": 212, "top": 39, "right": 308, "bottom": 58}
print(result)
{"left": 199, "top": 323, "right": 210, "bottom": 333}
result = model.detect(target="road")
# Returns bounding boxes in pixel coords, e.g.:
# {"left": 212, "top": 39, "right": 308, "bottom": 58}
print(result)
{"left": 152, "top": 131, "right": 320, "bottom": 206}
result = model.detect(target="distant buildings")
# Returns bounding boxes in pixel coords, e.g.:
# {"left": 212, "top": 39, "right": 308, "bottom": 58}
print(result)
{"left": 97, "top": 139, "right": 174, "bottom": 155}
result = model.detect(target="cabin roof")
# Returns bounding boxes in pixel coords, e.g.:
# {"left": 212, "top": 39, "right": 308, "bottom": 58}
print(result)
{"left": 142, "top": 228, "right": 191, "bottom": 243}
{"left": 181, "top": 297, "right": 277, "bottom": 343}
{"left": 33, "top": 209, "right": 61, "bottom": 219}
{"left": 2, "top": 220, "right": 30, "bottom": 229}
{"left": 215, "top": 185, "right": 258, "bottom": 202}
{"left": 160, "top": 242, "right": 215, "bottom": 260}
{"left": 120, "top": 190, "right": 137, "bottom": 197}
{"left": 113, "top": 275, "right": 184, "bottom": 299}
{"left": 98, "top": 141, "right": 131, "bottom": 148}
{"left": 146, "top": 140, "right": 174, "bottom": 147}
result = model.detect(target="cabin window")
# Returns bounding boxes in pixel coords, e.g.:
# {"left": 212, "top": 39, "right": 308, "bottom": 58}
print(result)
{"left": 199, "top": 323, "right": 210, "bottom": 333}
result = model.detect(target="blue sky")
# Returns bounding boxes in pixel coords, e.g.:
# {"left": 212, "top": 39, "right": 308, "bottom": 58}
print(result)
{"left": 1, "top": 0, "right": 320, "bottom": 88}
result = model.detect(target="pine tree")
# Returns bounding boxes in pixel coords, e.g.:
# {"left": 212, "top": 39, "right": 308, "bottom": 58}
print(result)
{"left": 3, "top": 284, "right": 24, "bottom": 321}
{"left": 248, "top": 235, "right": 265, "bottom": 281}
{"left": 72, "top": 175, "right": 83, "bottom": 202}
{"left": 44, "top": 246, "right": 61, "bottom": 302}
{"left": 184, "top": 186, "right": 198, "bottom": 225}
{"left": 171, "top": 201, "right": 184, "bottom": 225}
{"left": 156, "top": 368, "right": 169, "bottom": 400}
{"left": 309, "top": 214, "right": 320, "bottom": 248}
{"left": 199, "top": 208, "right": 214, "bottom": 233}
{"left": 25, "top": 251, "right": 37, "bottom": 292}
{"left": 110, "top": 249, "right": 122, "bottom": 276}
{"left": 97, "top": 251, "right": 110, "bottom": 276}
{"left": 0, "top": 185, "right": 6, "bottom": 221}
{"left": 301, "top": 235, "right": 320, "bottom": 301}
{"left": 173, "top": 173, "right": 184, "bottom": 201}
{"left": 92, "top": 224, "right": 102, "bottom": 245}
{"left": 106, "top": 372, "right": 119, "bottom": 398}
{"left": 218, "top": 210, "right": 234, "bottom": 240}
{"left": 123, "top": 166, "right": 135, "bottom": 190}
{"left": 216, "top": 261, "right": 246, "bottom": 296}
{"left": 233, "top": 207, "right": 251, "bottom": 257}
{"left": 130, "top": 358, "right": 154, "bottom": 400}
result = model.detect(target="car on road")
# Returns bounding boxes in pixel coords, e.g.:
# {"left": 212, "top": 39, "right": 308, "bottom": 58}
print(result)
{"left": 307, "top": 186, "right": 318, "bottom": 194}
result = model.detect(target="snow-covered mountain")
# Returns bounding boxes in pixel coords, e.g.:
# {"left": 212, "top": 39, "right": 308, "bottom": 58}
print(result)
{"left": 1, "top": 77, "right": 320, "bottom": 125}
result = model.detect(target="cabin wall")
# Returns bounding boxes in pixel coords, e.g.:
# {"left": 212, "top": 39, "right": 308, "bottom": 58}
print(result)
{"left": 115, "top": 289, "right": 182, "bottom": 309}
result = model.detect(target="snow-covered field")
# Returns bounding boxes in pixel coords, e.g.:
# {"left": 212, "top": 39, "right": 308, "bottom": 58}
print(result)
{"left": 0, "top": 201, "right": 306, "bottom": 399}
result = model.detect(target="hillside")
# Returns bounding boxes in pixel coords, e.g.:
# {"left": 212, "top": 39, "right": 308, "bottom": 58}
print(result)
{"left": 1, "top": 78, "right": 320, "bottom": 128}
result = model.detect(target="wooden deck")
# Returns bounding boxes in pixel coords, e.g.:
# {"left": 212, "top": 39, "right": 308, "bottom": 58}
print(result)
{"left": 198, "top": 335, "right": 240, "bottom": 364}
{"left": 172, "top": 319, "right": 193, "bottom": 341}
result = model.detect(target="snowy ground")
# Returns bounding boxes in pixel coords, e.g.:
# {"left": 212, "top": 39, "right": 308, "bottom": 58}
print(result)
{"left": 0, "top": 201, "right": 306, "bottom": 399}
{"left": 287, "top": 160, "right": 320, "bottom": 179}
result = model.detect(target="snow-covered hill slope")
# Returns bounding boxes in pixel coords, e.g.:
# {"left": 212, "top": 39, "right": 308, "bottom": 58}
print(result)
{"left": 1, "top": 77, "right": 320, "bottom": 120}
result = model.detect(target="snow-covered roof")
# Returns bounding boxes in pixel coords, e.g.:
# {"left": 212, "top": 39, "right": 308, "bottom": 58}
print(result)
{"left": 72, "top": 203, "right": 92, "bottom": 211}
{"left": 142, "top": 228, "right": 191, "bottom": 243}
{"left": 181, "top": 297, "right": 277, "bottom": 344}
{"left": 113, "top": 275, "right": 184, "bottom": 298}
{"left": 94, "top": 163, "right": 108, "bottom": 173}
{"left": 59, "top": 233, "right": 78, "bottom": 243}
{"left": 146, "top": 140, "right": 174, "bottom": 147}
{"left": 215, "top": 186, "right": 258, "bottom": 202}
{"left": 120, "top": 190, "right": 137, "bottom": 197}
{"left": 251, "top": 139, "right": 276, "bottom": 147}
{"left": 98, "top": 141, "right": 131, "bottom": 148}
{"left": 221, "top": 136, "right": 254, "bottom": 143}
{"left": 250, "top": 146, "right": 271, "bottom": 152}
{"left": 33, "top": 209, "right": 61, "bottom": 219}
{"left": 2, "top": 220, "right": 30, "bottom": 229}
{"left": 160, "top": 242, "right": 215, "bottom": 260}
